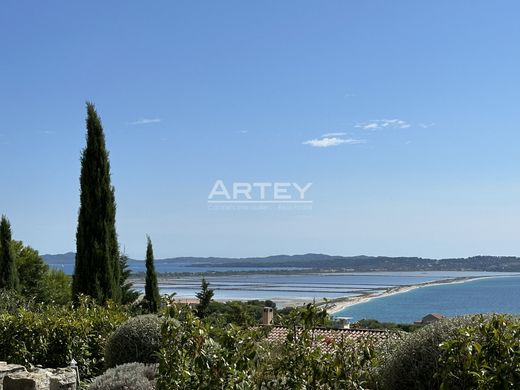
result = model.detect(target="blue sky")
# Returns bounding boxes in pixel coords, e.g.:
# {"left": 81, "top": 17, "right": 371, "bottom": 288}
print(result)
{"left": 1, "top": 1, "right": 520, "bottom": 259}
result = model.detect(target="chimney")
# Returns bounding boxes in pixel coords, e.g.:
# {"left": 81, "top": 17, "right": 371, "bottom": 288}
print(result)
{"left": 334, "top": 317, "right": 351, "bottom": 329}
{"left": 262, "top": 307, "right": 273, "bottom": 325}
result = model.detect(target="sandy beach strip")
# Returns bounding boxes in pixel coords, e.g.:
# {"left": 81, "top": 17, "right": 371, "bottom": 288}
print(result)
{"left": 323, "top": 275, "right": 493, "bottom": 315}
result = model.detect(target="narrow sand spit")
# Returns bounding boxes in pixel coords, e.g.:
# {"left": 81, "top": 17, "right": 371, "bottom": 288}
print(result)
{"left": 323, "top": 276, "right": 490, "bottom": 315}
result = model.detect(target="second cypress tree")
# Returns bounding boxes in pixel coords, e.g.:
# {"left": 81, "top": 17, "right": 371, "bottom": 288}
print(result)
{"left": 0, "top": 215, "right": 19, "bottom": 291}
{"left": 144, "top": 235, "right": 160, "bottom": 312}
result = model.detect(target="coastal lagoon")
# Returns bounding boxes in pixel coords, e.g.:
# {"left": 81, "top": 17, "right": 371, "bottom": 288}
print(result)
{"left": 49, "top": 255, "right": 520, "bottom": 322}
{"left": 130, "top": 271, "right": 517, "bottom": 312}
{"left": 47, "top": 260, "right": 305, "bottom": 275}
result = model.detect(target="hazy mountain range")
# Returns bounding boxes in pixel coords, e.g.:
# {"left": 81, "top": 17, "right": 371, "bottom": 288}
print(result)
{"left": 42, "top": 252, "right": 520, "bottom": 273}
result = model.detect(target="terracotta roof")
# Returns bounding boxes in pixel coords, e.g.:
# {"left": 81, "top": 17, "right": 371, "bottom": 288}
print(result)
{"left": 264, "top": 326, "right": 397, "bottom": 353}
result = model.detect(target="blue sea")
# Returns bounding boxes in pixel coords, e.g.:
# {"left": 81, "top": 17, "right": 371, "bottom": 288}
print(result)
{"left": 334, "top": 275, "right": 520, "bottom": 323}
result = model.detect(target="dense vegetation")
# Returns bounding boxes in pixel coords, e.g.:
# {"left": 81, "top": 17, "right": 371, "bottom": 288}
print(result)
{"left": 158, "top": 301, "right": 378, "bottom": 390}
{"left": 1, "top": 277, "right": 519, "bottom": 389}
{"left": 156, "top": 307, "right": 520, "bottom": 390}
{"left": 437, "top": 314, "right": 520, "bottom": 389}
{"left": 0, "top": 295, "right": 127, "bottom": 379}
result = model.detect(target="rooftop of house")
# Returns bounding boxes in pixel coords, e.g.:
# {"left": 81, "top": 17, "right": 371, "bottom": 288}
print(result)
{"left": 415, "top": 312, "right": 445, "bottom": 324}
{"left": 264, "top": 325, "right": 399, "bottom": 353}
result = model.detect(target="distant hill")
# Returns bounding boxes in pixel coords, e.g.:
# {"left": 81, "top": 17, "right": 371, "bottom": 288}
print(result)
{"left": 42, "top": 252, "right": 76, "bottom": 263}
{"left": 206, "top": 254, "right": 520, "bottom": 272}
{"left": 42, "top": 252, "right": 520, "bottom": 273}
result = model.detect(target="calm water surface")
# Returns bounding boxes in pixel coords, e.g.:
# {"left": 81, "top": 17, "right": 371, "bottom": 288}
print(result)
{"left": 334, "top": 275, "right": 520, "bottom": 323}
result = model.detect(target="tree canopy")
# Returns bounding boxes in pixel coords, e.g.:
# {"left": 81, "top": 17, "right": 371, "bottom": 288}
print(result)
{"left": 0, "top": 215, "right": 19, "bottom": 291}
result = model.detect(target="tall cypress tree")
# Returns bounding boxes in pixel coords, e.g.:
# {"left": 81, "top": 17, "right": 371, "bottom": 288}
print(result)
{"left": 72, "top": 102, "right": 121, "bottom": 304}
{"left": 0, "top": 215, "right": 19, "bottom": 291}
{"left": 144, "top": 235, "right": 160, "bottom": 312}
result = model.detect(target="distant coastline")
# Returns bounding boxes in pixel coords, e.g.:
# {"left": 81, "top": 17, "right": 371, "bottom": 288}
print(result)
{"left": 43, "top": 252, "right": 520, "bottom": 274}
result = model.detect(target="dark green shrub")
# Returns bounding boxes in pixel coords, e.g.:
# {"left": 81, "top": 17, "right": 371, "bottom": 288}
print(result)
{"left": 376, "top": 314, "right": 496, "bottom": 390}
{"left": 437, "top": 314, "right": 520, "bottom": 389}
{"left": 259, "top": 304, "right": 378, "bottom": 389}
{"left": 40, "top": 269, "right": 72, "bottom": 305}
{"left": 158, "top": 304, "right": 264, "bottom": 390}
{"left": 0, "top": 296, "right": 127, "bottom": 379}
{"left": 0, "top": 289, "right": 35, "bottom": 313}
{"left": 89, "top": 363, "right": 157, "bottom": 390}
{"left": 105, "top": 314, "right": 162, "bottom": 368}
{"left": 158, "top": 302, "right": 379, "bottom": 390}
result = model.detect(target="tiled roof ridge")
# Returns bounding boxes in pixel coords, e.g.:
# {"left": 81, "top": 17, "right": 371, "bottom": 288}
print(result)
{"left": 267, "top": 325, "right": 391, "bottom": 333}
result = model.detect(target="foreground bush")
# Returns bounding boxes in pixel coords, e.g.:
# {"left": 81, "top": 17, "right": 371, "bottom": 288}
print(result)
{"left": 158, "top": 305, "right": 264, "bottom": 389}
{"left": 0, "top": 289, "right": 35, "bottom": 313}
{"left": 0, "top": 296, "right": 127, "bottom": 379}
{"left": 158, "top": 302, "right": 379, "bottom": 390}
{"left": 105, "top": 314, "right": 162, "bottom": 368}
{"left": 437, "top": 314, "right": 520, "bottom": 389}
{"left": 260, "top": 304, "right": 378, "bottom": 389}
{"left": 376, "top": 314, "right": 519, "bottom": 390}
{"left": 89, "top": 363, "right": 157, "bottom": 390}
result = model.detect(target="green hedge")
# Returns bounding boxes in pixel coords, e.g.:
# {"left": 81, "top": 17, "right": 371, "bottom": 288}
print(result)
{"left": 0, "top": 296, "right": 128, "bottom": 379}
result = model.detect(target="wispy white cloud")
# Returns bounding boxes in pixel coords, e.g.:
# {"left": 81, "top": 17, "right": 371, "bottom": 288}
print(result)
{"left": 237, "top": 130, "right": 248, "bottom": 134}
{"left": 356, "top": 119, "right": 410, "bottom": 130}
{"left": 322, "top": 132, "right": 346, "bottom": 137}
{"left": 303, "top": 137, "right": 366, "bottom": 148}
{"left": 129, "top": 118, "right": 161, "bottom": 125}
{"left": 419, "top": 123, "right": 435, "bottom": 129}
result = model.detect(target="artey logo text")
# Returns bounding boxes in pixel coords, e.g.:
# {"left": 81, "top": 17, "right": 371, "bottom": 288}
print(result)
{"left": 208, "top": 180, "right": 312, "bottom": 204}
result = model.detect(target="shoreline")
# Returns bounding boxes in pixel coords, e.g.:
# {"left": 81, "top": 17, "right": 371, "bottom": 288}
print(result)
{"left": 131, "top": 272, "right": 520, "bottom": 311}
{"left": 323, "top": 275, "right": 495, "bottom": 315}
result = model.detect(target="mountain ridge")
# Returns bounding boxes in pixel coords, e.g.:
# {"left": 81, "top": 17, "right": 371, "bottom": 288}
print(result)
{"left": 42, "top": 252, "right": 520, "bottom": 272}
